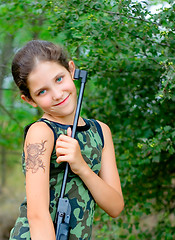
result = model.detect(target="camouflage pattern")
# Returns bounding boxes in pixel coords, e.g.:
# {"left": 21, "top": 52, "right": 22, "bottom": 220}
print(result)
{"left": 9, "top": 118, "right": 104, "bottom": 240}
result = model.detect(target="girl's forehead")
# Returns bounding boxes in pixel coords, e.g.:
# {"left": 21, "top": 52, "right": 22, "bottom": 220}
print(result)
{"left": 34, "top": 61, "right": 66, "bottom": 72}
{"left": 29, "top": 61, "right": 66, "bottom": 80}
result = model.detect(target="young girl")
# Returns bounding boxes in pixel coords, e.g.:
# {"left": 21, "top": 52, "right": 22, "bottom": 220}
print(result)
{"left": 9, "top": 40, "right": 124, "bottom": 240}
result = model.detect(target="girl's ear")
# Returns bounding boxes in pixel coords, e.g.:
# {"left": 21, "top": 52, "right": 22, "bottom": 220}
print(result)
{"left": 68, "top": 61, "right": 75, "bottom": 79}
{"left": 21, "top": 95, "right": 37, "bottom": 108}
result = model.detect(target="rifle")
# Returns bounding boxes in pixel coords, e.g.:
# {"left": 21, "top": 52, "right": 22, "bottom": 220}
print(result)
{"left": 54, "top": 69, "right": 88, "bottom": 240}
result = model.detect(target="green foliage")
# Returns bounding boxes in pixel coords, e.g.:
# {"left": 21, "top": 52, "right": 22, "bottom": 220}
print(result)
{"left": 0, "top": 0, "right": 174, "bottom": 238}
{"left": 46, "top": 0, "right": 175, "bottom": 238}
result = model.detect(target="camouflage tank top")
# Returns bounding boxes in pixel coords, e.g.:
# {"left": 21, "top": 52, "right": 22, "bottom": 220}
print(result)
{"left": 9, "top": 118, "right": 104, "bottom": 240}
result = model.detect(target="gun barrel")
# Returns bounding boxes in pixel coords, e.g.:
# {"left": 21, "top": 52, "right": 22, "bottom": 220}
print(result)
{"left": 55, "top": 69, "right": 88, "bottom": 239}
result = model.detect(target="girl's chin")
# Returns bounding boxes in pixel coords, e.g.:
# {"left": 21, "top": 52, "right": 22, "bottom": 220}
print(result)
{"left": 43, "top": 109, "right": 76, "bottom": 121}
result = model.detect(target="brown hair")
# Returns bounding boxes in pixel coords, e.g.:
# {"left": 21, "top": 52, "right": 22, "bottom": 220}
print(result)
{"left": 12, "top": 40, "right": 70, "bottom": 99}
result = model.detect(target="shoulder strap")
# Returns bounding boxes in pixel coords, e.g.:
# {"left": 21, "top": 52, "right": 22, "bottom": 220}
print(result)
{"left": 38, "top": 118, "right": 58, "bottom": 144}
{"left": 90, "top": 119, "right": 104, "bottom": 148}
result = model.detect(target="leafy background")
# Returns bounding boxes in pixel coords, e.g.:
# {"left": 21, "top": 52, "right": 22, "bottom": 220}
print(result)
{"left": 0, "top": 0, "right": 174, "bottom": 239}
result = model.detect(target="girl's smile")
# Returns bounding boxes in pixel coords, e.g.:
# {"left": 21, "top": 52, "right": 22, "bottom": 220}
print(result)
{"left": 53, "top": 94, "right": 70, "bottom": 106}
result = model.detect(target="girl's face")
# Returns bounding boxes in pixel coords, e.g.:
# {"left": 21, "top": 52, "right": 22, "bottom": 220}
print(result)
{"left": 21, "top": 61, "right": 77, "bottom": 124}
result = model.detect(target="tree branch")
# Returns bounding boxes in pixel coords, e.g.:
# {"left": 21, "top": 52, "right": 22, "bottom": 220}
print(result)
{"left": 128, "top": 31, "right": 174, "bottom": 49}
{"left": 105, "top": 10, "right": 160, "bottom": 26}
{"left": 0, "top": 103, "right": 23, "bottom": 130}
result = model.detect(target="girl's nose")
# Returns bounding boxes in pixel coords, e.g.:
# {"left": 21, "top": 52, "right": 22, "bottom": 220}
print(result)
{"left": 52, "top": 88, "right": 63, "bottom": 101}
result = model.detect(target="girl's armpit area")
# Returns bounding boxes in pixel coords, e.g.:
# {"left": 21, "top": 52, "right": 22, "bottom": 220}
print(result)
{"left": 26, "top": 140, "right": 47, "bottom": 173}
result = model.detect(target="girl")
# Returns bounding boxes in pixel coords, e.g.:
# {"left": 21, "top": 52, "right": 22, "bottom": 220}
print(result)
{"left": 9, "top": 40, "right": 124, "bottom": 240}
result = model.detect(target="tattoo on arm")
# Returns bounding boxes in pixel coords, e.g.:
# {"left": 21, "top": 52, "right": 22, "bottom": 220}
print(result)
{"left": 26, "top": 140, "right": 47, "bottom": 173}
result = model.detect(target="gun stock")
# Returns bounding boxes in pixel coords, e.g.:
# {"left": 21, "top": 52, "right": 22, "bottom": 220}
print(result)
{"left": 54, "top": 198, "right": 71, "bottom": 240}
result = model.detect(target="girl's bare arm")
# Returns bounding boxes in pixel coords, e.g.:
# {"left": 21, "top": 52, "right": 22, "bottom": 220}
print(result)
{"left": 24, "top": 122, "right": 56, "bottom": 240}
{"left": 79, "top": 121, "right": 124, "bottom": 217}
{"left": 56, "top": 122, "right": 124, "bottom": 218}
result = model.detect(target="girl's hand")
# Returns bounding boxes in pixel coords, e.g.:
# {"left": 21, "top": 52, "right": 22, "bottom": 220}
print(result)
{"left": 56, "top": 127, "right": 88, "bottom": 175}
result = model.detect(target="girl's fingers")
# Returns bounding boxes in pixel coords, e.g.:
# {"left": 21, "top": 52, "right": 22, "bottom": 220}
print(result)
{"left": 56, "top": 147, "right": 69, "bottom": 156}
{"left": 57, "top": 133, "right": 73, "bottom": 143}
{"left": 55, "top": 127, "right": 82, "bottom": 168}
{"left": 56, "top": 132, "right": 76, "bottom": 148}
{"left": 56, "top": 140, "right": 70, "bottom": 149}
{"left": 56, "top": 155, "right": 68, "bottom": 163}
{"left": 67, "top": 127, "right": 72, "bottom": 137}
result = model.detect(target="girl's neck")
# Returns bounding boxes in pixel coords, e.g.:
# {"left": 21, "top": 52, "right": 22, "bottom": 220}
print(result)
{"left": 42, "top": 113, "right": 85, "bottom": 126}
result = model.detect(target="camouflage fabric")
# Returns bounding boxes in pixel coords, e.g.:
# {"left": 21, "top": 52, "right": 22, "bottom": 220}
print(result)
{"left": 9, "top": 118, "right": 104, "bottom": 240}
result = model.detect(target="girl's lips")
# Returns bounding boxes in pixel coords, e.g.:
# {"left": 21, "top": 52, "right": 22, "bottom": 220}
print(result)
{"left": 54, "top": 95, "right": 70, "bottom": 106}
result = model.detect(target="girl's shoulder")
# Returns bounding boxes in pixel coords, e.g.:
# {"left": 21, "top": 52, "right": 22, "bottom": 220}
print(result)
{"left": 23, "top": 120, "right": 55, "bottom": 146}
{"left": 95, "top": 120, "right": 112, "bottom": 136}
{"left": 95, "top": 120, "right": 113, "bottom": 148}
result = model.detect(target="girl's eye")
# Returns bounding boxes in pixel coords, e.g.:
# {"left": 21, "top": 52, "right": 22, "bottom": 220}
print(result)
{"left": 56, "top": 77, "right": 62, "bottom": 82}
{"left": 38, "top": 90, "right": 46, "bottom": 95}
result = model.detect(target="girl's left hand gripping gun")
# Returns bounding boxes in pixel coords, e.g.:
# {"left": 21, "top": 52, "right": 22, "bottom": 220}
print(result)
{"left": 54, "top": 69, "right": 88, "bottom": 240}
